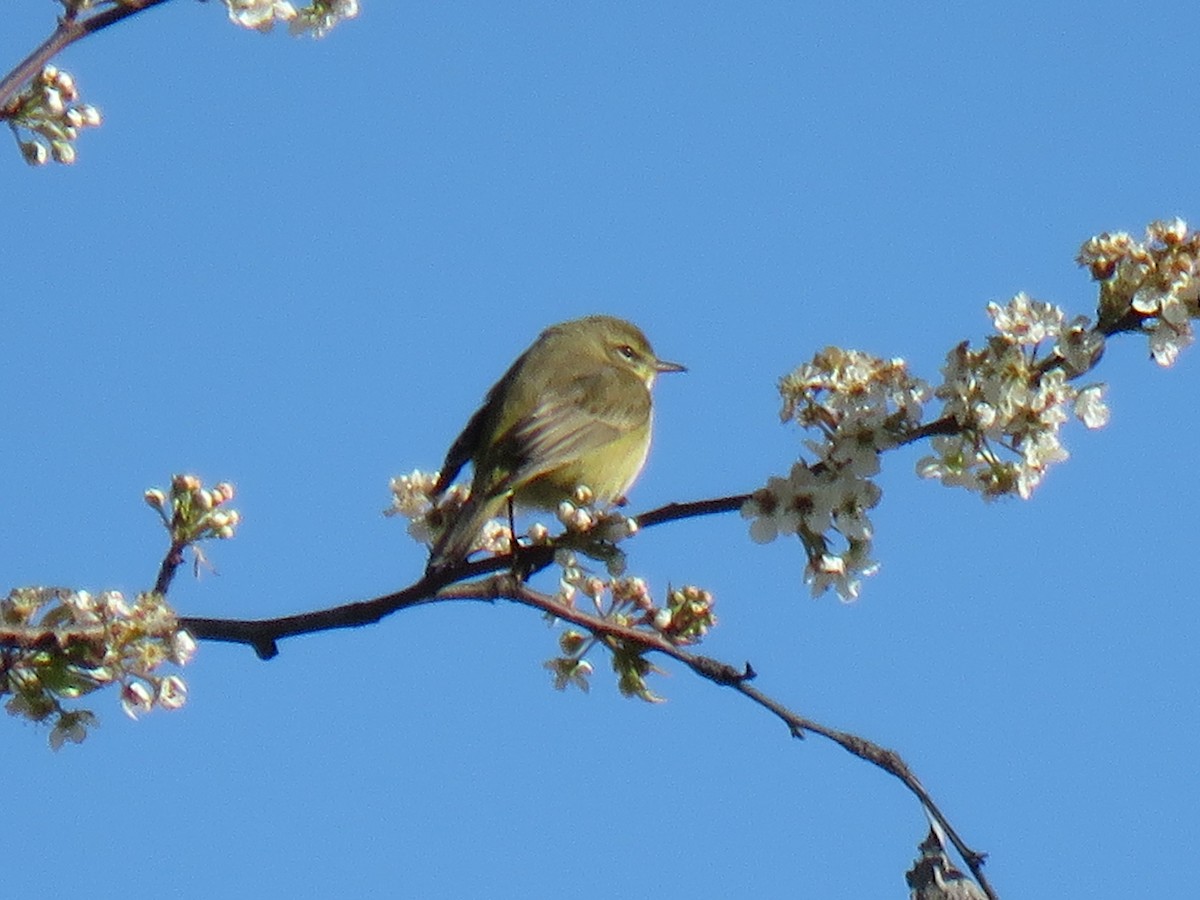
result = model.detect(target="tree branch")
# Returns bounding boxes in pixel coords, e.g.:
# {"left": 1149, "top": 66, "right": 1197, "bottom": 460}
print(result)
{"left": 0, "top": 0, "right": 175, "bottom": 115}
{"left": 634, "top": 492, "right": 749, "bottom": 527}
{"left": 461, "top": 574, "right": 998, "bottom": 900}
{"left": 176, "top": 491, "right": 754, "bottom": 655}
{"left": 728, "top": 676, "right": 995, "bottom": 899}
{"left": 175, "top": 502, "right": 996, "bottom": 896}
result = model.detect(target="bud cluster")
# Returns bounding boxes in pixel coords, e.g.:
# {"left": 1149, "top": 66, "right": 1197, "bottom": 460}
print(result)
{"left": 658, "top": 585, "right": 717, "bottom": 644}
{"left": 546, "top": 554, "right": 716, "bottom": 701}
{"left": 918, "top": 294, "right": 1108, "bottom": 500}
{"left": 906, "top": 825, "right": 987, "bottom": 899}
{"left": 4, "top": 65, "right": 101, "bottom": 166}
{"left": 146, "top": 474, "right": 241, "bottom": 544}
{"left": 556, "top": 489, "right": 643, "bottom": 547}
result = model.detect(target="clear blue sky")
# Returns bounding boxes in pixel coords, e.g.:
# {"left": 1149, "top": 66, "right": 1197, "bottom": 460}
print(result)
{"left": 4, "top": 3, "right": 1196, "bottom": 898}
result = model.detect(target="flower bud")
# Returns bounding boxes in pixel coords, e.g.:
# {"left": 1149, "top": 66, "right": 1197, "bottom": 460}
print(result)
{"left": 43, "top": 88, "right": 64, "bottom": 117}
{"left": 20, "top": 141, "right": 48, "bottom": 166}
{"left": 54, "top": 70, "right": 77, "bottom": 100}
{"left": 49, "top": 139, "right": 74, "bottom": 166}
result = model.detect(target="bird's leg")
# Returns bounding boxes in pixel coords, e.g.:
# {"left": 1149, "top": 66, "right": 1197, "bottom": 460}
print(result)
{"left": 506, "top": 494, "right": 529, "bottom": 580}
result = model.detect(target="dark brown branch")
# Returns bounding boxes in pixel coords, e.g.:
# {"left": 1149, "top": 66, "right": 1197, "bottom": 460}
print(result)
{"left": 634, "top": 493, "right": 749, "bottom": 527}
{"left": 168, "top": 486, "right": 1000, "bottom": 887}
{"left": 494, "top": 576, "right": 996, "bottom": 900}
{"left": 178, "top": 561, "right": 996, "bottom": 895}
{"left": 176, "top": 491, "right": 757, "bottom": 654}
{"left": 181, "top": 571, "right": 445, "bottom": 660}
{"left": 0, "top": 0, "right": 175, "bottom": 115}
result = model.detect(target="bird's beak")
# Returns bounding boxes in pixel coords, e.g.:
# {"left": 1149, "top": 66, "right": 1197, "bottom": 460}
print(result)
{"left": 655, "top": 358, "right": 687, "bottom": 374}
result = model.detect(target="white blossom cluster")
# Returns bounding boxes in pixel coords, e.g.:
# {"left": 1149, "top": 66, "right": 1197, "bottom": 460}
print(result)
{"left": 224, "top": 0, "right": 359, "bottom": 37}
{"left": 745, "top": 223, "right": 1194, "bottom": 600}
{"left": 6, "top": 65, "right": 102, "bottom": 166}
{"left": 145, "top": 475, "right": 241, "bottom": 543}
{"left": 542, "top": 552, "right": 606, "bottom": 691}
{"left": 386, "top": 469, "right": 514, "bottom": 558}
{"left": 9, "top": 2, "right": 358, "bottom": 165}
{"left": 544, "top": 563, "right": 716, "bottom": 701}
{"left": 389, "top": 472, "right": 640, "bottom": 567}
{"left": 2, "top": 588, "right": 196, "bottom": 750}
{"left": 1078, "top": 217, "right": 1200, "bottom": 367}
{"left": 387, "top": 469, "right": 449, "bottom": 546}
{"left": 778, "top": 347, "right": 931, "bottom": 463}
{"left": 744, "top": 349, "right": 927, "bottom": 601}
{"left": 917, "top": 293, "right": 1109, "bottom": 500}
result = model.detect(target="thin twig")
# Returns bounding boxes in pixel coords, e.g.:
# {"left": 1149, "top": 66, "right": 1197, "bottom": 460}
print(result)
{"left": 0, "top": 1, "right": 175, "bottom": 114}
{"left": 728, "top": 679, "right": 996, "bottom": 899}
{"left": 634, "top": 493, "right": 749, "bottom": 527}
{"left": 494, "top": 575, "right": 997, "bottom": 900}
{"left": 153, "top": 538, "right": 188, "bottom": 596}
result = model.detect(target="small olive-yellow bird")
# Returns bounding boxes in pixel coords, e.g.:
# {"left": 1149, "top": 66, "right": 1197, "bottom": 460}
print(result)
{"left": 426, "top": 315, "right": 684, "bottom": 572}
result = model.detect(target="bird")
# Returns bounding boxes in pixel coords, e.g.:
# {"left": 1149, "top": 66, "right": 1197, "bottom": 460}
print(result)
{"left": 426, "top": 315, "right": 684, "bottom": 573}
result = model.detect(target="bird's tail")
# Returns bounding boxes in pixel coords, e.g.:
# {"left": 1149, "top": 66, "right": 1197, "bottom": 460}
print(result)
{"left": 425, "top": 491, "right": 507, "bottom": 575}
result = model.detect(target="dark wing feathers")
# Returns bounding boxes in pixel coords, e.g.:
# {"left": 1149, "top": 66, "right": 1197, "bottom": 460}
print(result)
{"left": 493, "top": 366, "right": 648, "bottom": 489}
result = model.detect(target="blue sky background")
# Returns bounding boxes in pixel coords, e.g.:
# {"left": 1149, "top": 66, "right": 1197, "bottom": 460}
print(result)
{"left": 3, "top": 3, "right": 1197, "bottom": 898}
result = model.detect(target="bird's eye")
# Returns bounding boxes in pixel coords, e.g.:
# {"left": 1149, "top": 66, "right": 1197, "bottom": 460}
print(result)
{"left": 616, "top": 344, "right": 636, "bottom": 361}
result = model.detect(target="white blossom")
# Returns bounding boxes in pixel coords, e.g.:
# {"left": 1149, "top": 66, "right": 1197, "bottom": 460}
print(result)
{"left": 744, "top": 460, "right": 880, "bottom": 601}
{"left": 1073, "top": 385, "right": 1110, "bottom": 429}
{"left": 157, "top": 676, "right": 189, "bottom": 711}
{"left": 919, "top": 297, "right": 1106, "bottom": 500}
{"left": 988, "top": 293, "right": 1065, "bottom": 345}
{"left": 1079, "top": 219, "right": 1200, "bottom": 366}
{"left": 120, "top": 682, "right": 154, "bottom": 720}
{"left": 1148, "top": 317, "right": 1193, "bottom": 367}
{"left": 223, "top": 0, "right": 297, "bottom": 32}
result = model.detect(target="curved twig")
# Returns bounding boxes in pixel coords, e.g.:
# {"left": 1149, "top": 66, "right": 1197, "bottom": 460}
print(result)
{"left": 0, "top": 1, "right": 174, "bottom": 115}
{"left": 461, "top": 575, "right": 999, "bottom": 900}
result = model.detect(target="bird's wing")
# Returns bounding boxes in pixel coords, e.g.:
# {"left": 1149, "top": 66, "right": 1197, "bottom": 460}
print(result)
{"left": 431, "top": 345, "right": 535, "bottom": 496}
{"left": 498, "top": 365, "right": 649, "bottom": 487}
{"left": 432, "top": 400, "right": 492, "bottom": 496}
